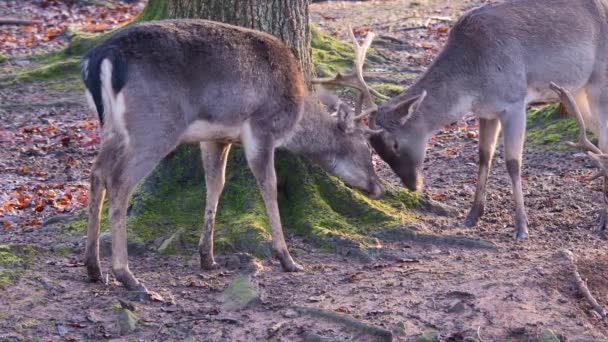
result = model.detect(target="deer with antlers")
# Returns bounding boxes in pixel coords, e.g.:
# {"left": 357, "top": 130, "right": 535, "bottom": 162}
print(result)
{"left": 366, "top": 0, "right": 608, "bottom": 240}
{"left": 81, "top": 20, "right": 385, "bottom": 298}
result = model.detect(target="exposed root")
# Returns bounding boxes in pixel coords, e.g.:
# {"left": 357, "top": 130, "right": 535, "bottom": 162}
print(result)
{"left": 0, "top": 18, "right": 41, "bottom": 26}
{"left": 560, "top": 249, "right": 607, "bottom": 319}
{"left": 375, "top": 226, "right": 498, "bottom": 250}
{"left": 295, "top": 306, "right": 393, "bottom": 342}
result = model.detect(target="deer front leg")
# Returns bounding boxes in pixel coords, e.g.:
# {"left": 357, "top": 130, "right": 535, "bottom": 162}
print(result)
{"left": 501, "top": 104, "right": 529, "bottom": 240}
{"left": 465, "top": 118, "right": 501, "bottom": 227}
{"left": 84, "top": 166, "right": 106, "bottom": 282}
{"left": 199, "top": 142, "right": 231, "bottom": 270}
{"left": 242, "top": 127, "right": 303, "bottom": 272}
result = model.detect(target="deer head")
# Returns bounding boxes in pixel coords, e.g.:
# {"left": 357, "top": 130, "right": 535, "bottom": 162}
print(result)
{"left": 307, "top": 27, "right": 389, "bottom": 198}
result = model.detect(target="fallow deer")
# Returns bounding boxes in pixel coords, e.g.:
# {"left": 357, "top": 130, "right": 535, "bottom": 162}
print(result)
{"left": 368, "top": 0, "right": 608, "bottom": 240}
{"left": 81, "top": 20, "right": 384, "bottom": 298}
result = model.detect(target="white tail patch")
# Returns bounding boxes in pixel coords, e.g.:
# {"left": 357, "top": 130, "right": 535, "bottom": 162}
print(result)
{"left": 100, "top": 59, "right": 130, "bottom": 145}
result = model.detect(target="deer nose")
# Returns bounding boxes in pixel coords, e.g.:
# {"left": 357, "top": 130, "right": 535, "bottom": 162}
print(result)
{"left": 368, "top": 183, "right": 385, "bottom": 200}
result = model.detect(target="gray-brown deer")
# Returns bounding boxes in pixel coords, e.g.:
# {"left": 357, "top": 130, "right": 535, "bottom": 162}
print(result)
{"left": 81, "top": 20, "right": 384, "bottom": 297}
{"left": 369, "top": 0, "right": 608, "bottom": 240}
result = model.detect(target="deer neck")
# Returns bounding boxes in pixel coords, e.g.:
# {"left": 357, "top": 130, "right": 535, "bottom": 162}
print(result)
{"left": 398, "top": 72, "right": 476, "bottom": 134}
{"left": 277, "top": 97, "right": 337, "bottom": 164}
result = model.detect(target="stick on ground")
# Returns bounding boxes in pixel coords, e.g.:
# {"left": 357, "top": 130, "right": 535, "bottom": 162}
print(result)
{"left": 560, "top": 249, "right": 607, "bottom": 319}
{"left": 295, "top": 306, "right": 393, "bottom": 342}
{"left": 0, "top": 18, "right": 41, "bottom": 26}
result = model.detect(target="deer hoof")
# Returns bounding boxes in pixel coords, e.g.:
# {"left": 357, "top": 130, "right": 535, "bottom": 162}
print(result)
{"left": 463, "top": 214, "right": 479, "bottom": 228}
{"left": 282, "top": 261, "right": 304, "bottom": 272}
{"left": 201, "top": 260, "right": 220, "bottom": 270}
{"left": 512, "top": 226, "right": 529, "bottom": 241}
{"left": 274, "top": 248, "right": 304, "bottom": 272}
{"left": 86, "top": 263, "right": 103, "bottom": 283}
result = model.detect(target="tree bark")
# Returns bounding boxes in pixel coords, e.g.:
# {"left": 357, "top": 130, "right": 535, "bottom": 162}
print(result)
{"left": 144, "top": 0, "right": 312, "bottom": 80}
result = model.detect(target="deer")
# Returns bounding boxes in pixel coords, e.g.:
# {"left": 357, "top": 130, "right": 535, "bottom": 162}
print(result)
{"left": 80, "top": 19, "right": 386, "bottom": 298}
{"left": 367, "top": 0, "right": 608, "bottom": 240}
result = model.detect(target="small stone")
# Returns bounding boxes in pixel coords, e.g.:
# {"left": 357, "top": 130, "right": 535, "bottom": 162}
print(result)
{"left": 282, "top": 308, "right": 299, "bottom": 318}
{"left": 307, "top": 295, "right": 326, "bottom": 303}
{"left": 416, "top": 330, "right": 439, "bottom": 342}
{"left": 99, "top": 233, "right": 147, "bottom": 257}
{"left": 117, "top": 309, "right": 139, "bottom": 335}
{"left": 56, "top": 324, "right": 69, "bottom": 336}
{"left": 222, "top": 275, "right": 260, "bottom": 311}
{"left": 466, "top": 131, "right": 477, "bottom": 139}
{"left": 447, "top": 300, "right": 466, "bottom": 313}
{"left": 157, "top": 229, "right": 185, "bottom": 255}
{"left": 539, "top": 329, "right": 560, "bottom": 342}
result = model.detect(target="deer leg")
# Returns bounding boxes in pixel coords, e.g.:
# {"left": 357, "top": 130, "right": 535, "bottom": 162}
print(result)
{"left": 199, "top": 142, "right": 231, "bottom": 270}
{"left": 242, "top": 127, "right": 303, "bottom": 272}
{"left": 465, "top": 118, "right": 501, "bottom": 227}
{"left": 106, "top": 148, "right": 169, "bottom": 298}
{"left": 84, "top": 163, "right": 106, "bottom": 282}
{"left": 501, "top": 103, "right": 529, "bottom": 240}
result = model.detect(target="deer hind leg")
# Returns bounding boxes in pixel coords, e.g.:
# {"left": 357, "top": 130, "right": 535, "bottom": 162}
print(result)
{"left": 465, "top": 118, "right": 501, "bottom": 227}
{"left": 241, "top": 124, "right": 303, "bottom": 272}
{"left": 583, "top": 85, "right": 608, "bottom": 231}
{"left": 501, "top": 102, "right": 529, "bottom": 240}
{"left": 84, "top": 153, "right": 108, "bottom": 282}
{"left": 105, "top": 144, "right": 171, "bottom": 297}
{"left": 199, "top": 142, "right": 231, "bottom": 270}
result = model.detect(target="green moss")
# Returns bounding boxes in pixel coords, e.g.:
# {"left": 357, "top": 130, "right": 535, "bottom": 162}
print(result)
{"left": 10, "top": 58, "right": 80, "bottom": 83}
{"left": 311, "top": 25, "right": 356, "bottom": 77}
{"left": 116, "top": 145, "right": 417, "bottom": 256}
{"left": 526, "top": 104, "right": 593, "bottom": 151}
{"left": 0, "top": 55, "right": 6, "bottom": 64}
{"left": 132, "top": 0, "right": 168, "bottom": 23}
{"left": 0, "top": 245, "right": 37, "bottom": 288}
{"left": 371, "top": 83, "right": 405, "bottom": 98}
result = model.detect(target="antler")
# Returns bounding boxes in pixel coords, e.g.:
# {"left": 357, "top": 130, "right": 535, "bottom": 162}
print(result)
{"left": 549, "top": 82, "right": 602, "bottom": 155}
{"left": 550, "top": 82, "right": 606, "bottom": 180}
{"left": 313, "top": 26, "right": 388, "bottom": 124}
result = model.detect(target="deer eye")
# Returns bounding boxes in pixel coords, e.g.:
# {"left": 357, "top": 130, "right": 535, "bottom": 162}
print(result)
{"left": 392, "top": 141, "right": 399, "bottom": 151}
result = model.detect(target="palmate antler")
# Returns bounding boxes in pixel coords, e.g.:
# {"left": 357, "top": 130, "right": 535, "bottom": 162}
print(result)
{"left": 550, "top": 82, "right": 606, "bottom": 181}
{"left": 313, "top": 26, "right": 388, "bottom": 131}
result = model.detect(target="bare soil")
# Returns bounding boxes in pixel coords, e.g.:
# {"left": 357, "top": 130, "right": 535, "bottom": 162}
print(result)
{"left": 2, "top": 0, "right": 608, "bottom": 341}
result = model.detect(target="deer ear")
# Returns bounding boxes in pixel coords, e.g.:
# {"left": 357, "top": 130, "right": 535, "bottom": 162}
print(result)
{"left": 395, "top": 90, "right": 427, "bottom": 125}
{"left": 337, "top": 103, "right": 356, "bottom": 133}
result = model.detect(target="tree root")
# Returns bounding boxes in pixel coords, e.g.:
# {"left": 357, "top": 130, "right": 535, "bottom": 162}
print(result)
{"left": 294, "top": 306, "right": 393, "bottom": 342}
{"left": 375, "top": 226, "right": 497, "bottom": 250}
{"left": 560, "top": 249, "right": 606, "bottom": 319}
{"left": 0, "top": 18, "right": 41, "bottom": 26}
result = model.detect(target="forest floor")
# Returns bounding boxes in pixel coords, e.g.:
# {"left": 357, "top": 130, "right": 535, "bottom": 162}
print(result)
{"left": 2, "top": 0, "right": 608, "bottom": 341}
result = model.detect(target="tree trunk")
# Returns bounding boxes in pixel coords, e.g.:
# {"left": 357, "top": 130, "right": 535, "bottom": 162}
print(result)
{"left": 141, "top": 0, "right": 311, "bottom": 80}
{"left": 125, "top": 0, "right": 417, "bottom": 258}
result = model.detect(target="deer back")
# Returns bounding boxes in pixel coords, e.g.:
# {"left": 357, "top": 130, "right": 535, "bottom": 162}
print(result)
{"left": 82, "top": 19, "right": 307, "bottom": 145}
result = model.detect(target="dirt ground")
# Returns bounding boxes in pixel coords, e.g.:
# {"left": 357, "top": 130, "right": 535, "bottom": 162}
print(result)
{"left": 2, "top": 0, "right": 608, "bottom": 341}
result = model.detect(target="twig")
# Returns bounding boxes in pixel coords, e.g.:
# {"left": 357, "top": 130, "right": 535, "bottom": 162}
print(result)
{"left": 560, "top": 249, "right": 607, "bottom": 318}
{"left": 295, "top": 306, "right": 392, "bottom": 342}
{"left": 164, "top": 315, "right": 241, "bottom": 326}
{"left": 394, "top": 25, "right": 428, "bottom": 32}
{"left": 0, "top": 18, "right": 41, "bottom": 26}
{"left": 476, "top": 326, "right": 485, "bottom": 342}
